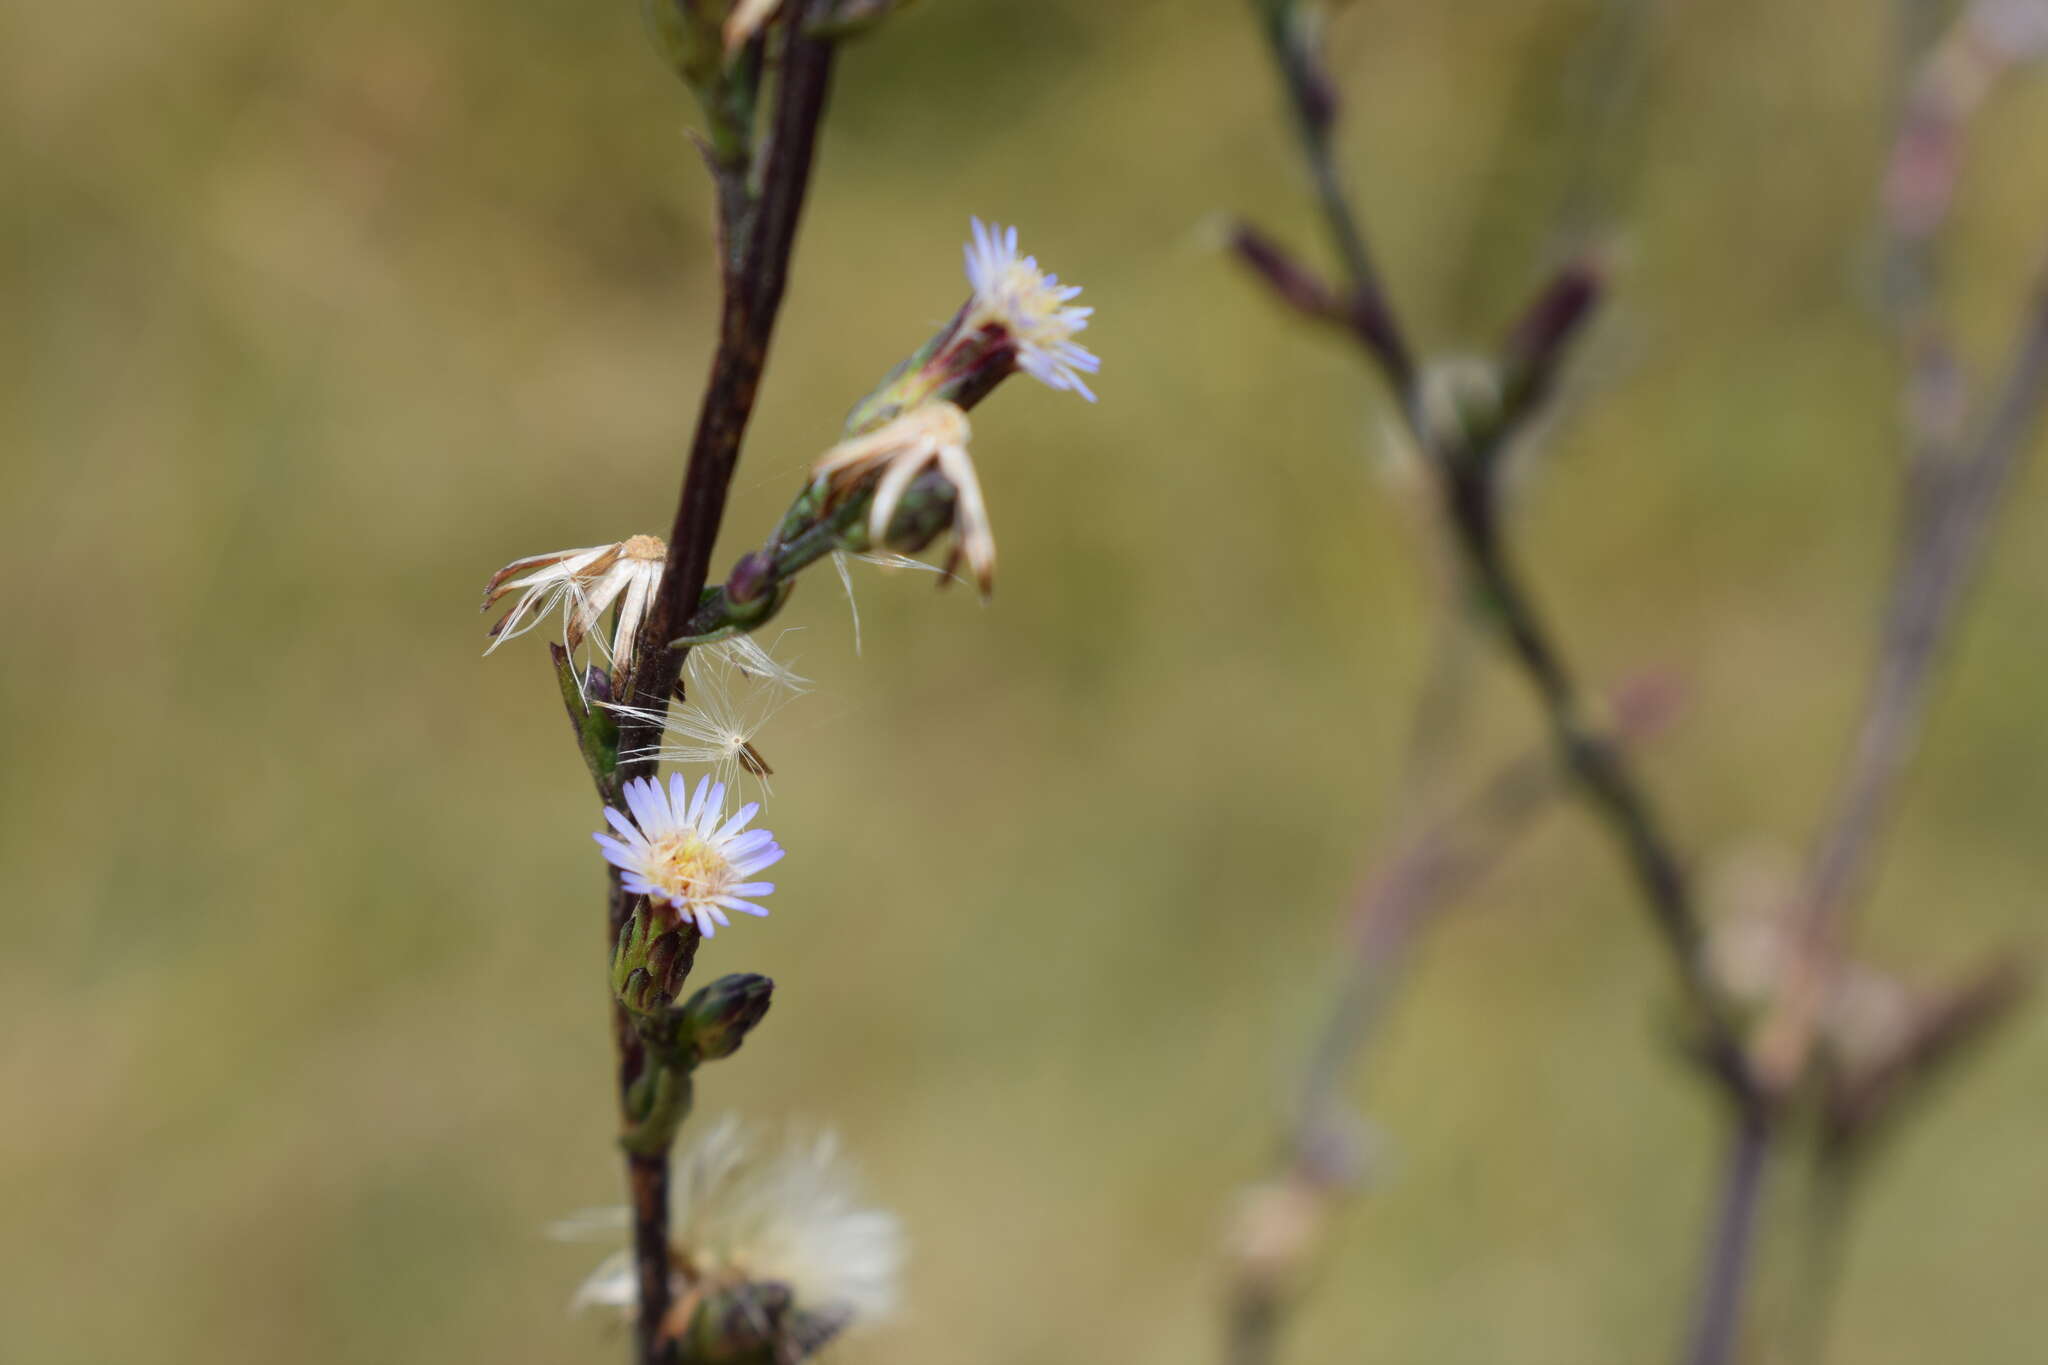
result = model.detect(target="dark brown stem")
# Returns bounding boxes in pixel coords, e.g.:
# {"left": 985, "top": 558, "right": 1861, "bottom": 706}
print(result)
{"left": 625, "top": 29, "right": 841, "bottom": 789}
{"left": 603, "top": 21, "right": 840, "bottom": 1365}
{"left": 1254, "top": 4, "right": 1413, "bottom": 390}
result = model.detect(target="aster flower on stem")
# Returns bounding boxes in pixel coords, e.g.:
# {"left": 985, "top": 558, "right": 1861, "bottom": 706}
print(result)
{"left": 480, "top": 534, "right": 668, "bottom": 680}
{"left": 813, "top": 400, "right": 997, "bottom": 594}
{"left": 847, "top": 219, "right": 1098, "bottom": 430}
{"left": 563, "top": 1116, "right": 904, "bottom": 1357}
{"left": 959, "top": 217, "right": 1099, "bottom": 398}
{"left": 596, "top": 773, "right": 784, "bottom": 938}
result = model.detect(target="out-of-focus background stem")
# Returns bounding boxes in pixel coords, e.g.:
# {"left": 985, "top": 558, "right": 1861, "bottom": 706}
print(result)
{"left": 1236, "top": 6, "right": 2047, "bottom": 1365}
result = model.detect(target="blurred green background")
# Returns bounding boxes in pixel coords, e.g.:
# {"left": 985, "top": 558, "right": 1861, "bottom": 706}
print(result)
{"left": 6, "top": 1, "right": 2047, "bottom": 1362}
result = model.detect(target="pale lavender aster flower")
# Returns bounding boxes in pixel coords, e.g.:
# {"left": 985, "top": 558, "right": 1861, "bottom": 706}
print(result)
{"left": 961, "top": 218, "right": 1099, "bottom": 400}
{"left": 594, "top": 773, "right": 783, "bottom": 937}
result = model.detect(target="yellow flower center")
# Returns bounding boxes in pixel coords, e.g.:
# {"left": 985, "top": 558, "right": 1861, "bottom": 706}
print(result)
{"left": 646, "top": 831, "right": 735, "bottom": 909}
{"left": 987, "top": 264, "right": 1076, "bottom": 347}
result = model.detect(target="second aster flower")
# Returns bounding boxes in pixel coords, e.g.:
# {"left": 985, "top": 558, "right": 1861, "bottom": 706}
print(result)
{"left": 595, "top": 773, "right": 784, "bottom": 937}
{"left": 960, "top": 218, "right": 1099, "bottom": 400}
{"left": 858, "top": 219, "right": 1099, "bottom": 420}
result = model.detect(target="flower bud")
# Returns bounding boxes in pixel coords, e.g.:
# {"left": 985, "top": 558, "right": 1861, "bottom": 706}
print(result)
{"left": 1418, "top": 356, "right": 1504, "bottom": 465}
{"left": 664, "top": 1280, "right": 854, "bottom": 1364}
{"left": 613, "top": 908, "right": 701, "bottom": 1016}
{"left": 725, "top": 550, "right": 776, "bottom": 606}
{"left": 667, "top": 1281, "right": 792, "bottom": 1361}
{"left": 1498, "top": 258, "right": 1602, "bottom": 424}
{"left": 642, "top": 0, "right": 756, "bottom": 170}
{"left": 680, "top": 972, "right": 775, "bottom": 1061}
{"left": 644, "top": 0, "right": 729, "bottom": 90}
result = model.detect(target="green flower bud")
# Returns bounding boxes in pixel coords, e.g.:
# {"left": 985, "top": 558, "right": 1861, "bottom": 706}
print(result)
{"left": 680, "top": 972, "right": 775, "bottom": 1061}
{"left": 669, "top": 1281, "right": 849, "bottom": 1364}
{"left": 613, "top": 907, "right": 700, "bottom": 1016}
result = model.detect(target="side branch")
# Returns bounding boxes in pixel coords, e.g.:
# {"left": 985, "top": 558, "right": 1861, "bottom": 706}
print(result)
{"left": 1244, "top": 3, "right": 1746, "bottom": 1090}
{"left": 1227, "top": 677, "right": 1681, "bottom": 1365}
{"left": 1755, "top": 257, "right": 2048, "bottom": 1094}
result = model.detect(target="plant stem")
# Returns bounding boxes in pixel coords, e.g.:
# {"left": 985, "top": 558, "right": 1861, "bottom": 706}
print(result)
{"left": 1221, "top": 751, "right": 1559, "bottom": 1365}
{"left": 1754, "top": 261, "right": 2048, "bottom": 1099}
{"left": 1677, "top": 1107, "right": 1771, "bottom": 1365}
{"left": 602, "top": 19, "right": 840, "bottom": 1365}
{"left": 1253, "top": 0, "right": 1751, "bottom": 1097}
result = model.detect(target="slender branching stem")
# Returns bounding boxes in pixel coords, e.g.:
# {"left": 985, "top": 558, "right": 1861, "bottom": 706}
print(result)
{"left": 1252, "top": 0, "right": 1751, "bottom": 1097}
{"left": 1246, "top": 9, "right": 2046, "bottom": 1365}
{"left": 1293, "top": 745, "right": 1562, "bottom": 1136}
{"left": 1223, "top": 678, "right": 1677, "bottom": 1365}
{"left": 1252, "top": 5, "right": 1412, "bottom": 390}
{"left": 1677, "top": 1105, "right": 1772, "bottom": 1365}
{"left": 1223, "top": 750, "right": 1561, "bottom": 1365}
{"left": 589, "top": 18, "right": 841, "bottom": 1365}
{"left": 1755, "top": 262, "right": 2048, "bottom": 1099}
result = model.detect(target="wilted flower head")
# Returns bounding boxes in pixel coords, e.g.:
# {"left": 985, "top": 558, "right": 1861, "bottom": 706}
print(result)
{"left": 813, "top": 401, "right": 997, "bottom": 594}
{"left": 563, "top": 1116, "right": 904, "bottom": 1352}
{"left": 723, "top": 0, "right": 781, "bottom": 53}
{"left": 595, "top": 773, "right": 783, "bottom": 937}
{"left": 960, "top": 218, "right": 1098, "bottom": 400}
{"left": 481, "top": 535, "right": 667, "bottom": 676}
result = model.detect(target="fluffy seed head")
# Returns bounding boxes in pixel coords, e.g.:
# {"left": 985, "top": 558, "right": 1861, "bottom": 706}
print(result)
{"left": 563, "top": 1116, "right": 905, "bottom": 1332}
{"left": 661, "top": 639, "right": 805, "bottom": 795}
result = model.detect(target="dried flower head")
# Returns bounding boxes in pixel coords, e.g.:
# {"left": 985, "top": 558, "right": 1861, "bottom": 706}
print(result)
{"left": 480, "top": 535, "right": 668, "bottom": 675}
{"left": 563, "top": 1116, "right": 904, "bottom": 1344}
{"left": 813, "top": 401, "right": 995, "bottom": 593}
{"left": 961, "top": 218, "right": 1099, "bottom": 400}
{"left": 724, "top": 0, "right": 782, "bottom": 53}
{"left": 595, "top": 773, "right": 783, "bottom": 937}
